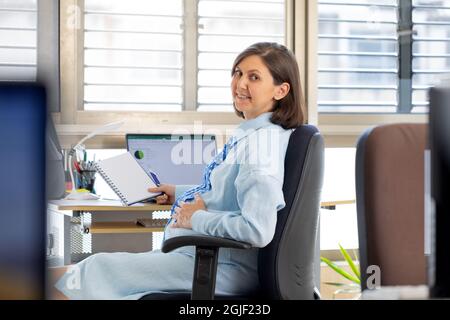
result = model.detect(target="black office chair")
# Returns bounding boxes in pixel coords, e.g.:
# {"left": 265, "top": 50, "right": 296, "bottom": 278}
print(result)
{"left": 141, "top": 124, "right": 324, "bottom": 300}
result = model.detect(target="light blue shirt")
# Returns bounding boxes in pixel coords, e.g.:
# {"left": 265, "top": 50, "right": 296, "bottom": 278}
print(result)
{"left": 164, "top": 112, "right": 293, "bottom": 266}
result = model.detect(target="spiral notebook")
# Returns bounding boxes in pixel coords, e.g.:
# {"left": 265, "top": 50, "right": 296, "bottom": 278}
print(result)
{"left": 94, "top": 152, "right": 161, "bottom": 206}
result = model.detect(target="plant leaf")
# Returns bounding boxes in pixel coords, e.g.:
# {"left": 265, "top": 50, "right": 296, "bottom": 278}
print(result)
{"left": 321, "top": 256, "right": 361, "bottom": 284}
{"left": 338, "top": 243, "right": 361, "bottom": 280}
{"left": 352, "top": 249, "right": 359, "bottom": 264}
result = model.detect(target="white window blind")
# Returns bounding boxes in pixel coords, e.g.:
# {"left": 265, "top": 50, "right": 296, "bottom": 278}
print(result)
{"left": 412, "top": 0, "right": 450, "bottom": 113}
{"left": 0, "top": 0, "right": 37, "bottom": 81}
{"left": 317, "top": 0, "right": 399, "bottom": 113}
{"left": 197, "top": 0, "right": 286, "bottom": 112}
{"left": 84, "top": 0, "right": 183, "bottom": 111}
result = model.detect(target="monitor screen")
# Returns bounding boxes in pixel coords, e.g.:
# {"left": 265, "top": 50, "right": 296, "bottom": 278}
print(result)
{"left": 126, "top": 134, "right": 217, "bottom": 185}
{"left": 0, "top": 83, "right": 46, "bottom": 299}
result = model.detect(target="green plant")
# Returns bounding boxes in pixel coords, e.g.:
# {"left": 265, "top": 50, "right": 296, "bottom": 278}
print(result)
{"left": 321, "top": 244, "right": 361, "bottom": 287}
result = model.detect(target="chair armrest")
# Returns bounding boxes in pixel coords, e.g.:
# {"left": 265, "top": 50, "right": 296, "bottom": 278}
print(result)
{"left": 162, "top": 235, "right": 252, "bottom": 253}
{"left": 162, "top": 235, "right": 252, "bottom": 299}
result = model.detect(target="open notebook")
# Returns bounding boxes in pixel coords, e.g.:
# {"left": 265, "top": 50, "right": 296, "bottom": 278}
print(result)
{"left": 94, "top": 152, "right": 161, "bottom": 206}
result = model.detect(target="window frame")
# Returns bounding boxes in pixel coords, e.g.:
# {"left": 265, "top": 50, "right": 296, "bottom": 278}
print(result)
{"left": 313, "top": 0, "right": 428, "bottom": 148}
{"left": 56, "top": 0, "right": 430, "bottom": 150}
{"left": 56, "top": 0, "right": 306, "bottom": 148}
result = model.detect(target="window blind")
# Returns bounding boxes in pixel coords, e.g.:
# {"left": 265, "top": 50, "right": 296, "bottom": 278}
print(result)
{"left": 412, "top": 0, "right": 450, "bottom": 113}
{"left": 84, "top": 0, "right": 183, "bottom": 111}
{"left": 0, "top": 0, "right": 37, "bottom": 81}
{"left": 197, "top": 0, "right": 286, "bottom": 112}
{"left": 317, "top": 0, "right": 399, "bottom": 113}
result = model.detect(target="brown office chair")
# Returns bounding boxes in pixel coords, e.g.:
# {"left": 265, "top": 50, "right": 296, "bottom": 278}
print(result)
{"left": 355, "top": 123, "right": 428, "bottom": 290}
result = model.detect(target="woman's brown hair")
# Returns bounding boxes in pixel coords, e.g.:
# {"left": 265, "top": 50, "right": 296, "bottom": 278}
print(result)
{"left": 231, "top": 42, "right": 305, "bottom": 129}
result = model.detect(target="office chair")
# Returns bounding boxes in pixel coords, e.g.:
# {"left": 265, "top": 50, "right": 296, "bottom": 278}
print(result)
{"left": 355, "top": 123, "right": 428, "bottom": 291}
{"left": 141, "top": 124, "right": 324, "bottom": 300}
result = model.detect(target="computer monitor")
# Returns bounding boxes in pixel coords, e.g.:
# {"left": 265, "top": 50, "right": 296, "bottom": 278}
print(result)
{"left": 0, "top": 83, "right": 46, "bottom": 299}
{"left": 428, "top": 85, "right": 450, "bottom": 298}
{"left": 126, "top": 134, "right": 217, "bottom": 185}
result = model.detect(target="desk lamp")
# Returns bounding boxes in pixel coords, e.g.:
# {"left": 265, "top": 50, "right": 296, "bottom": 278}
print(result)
{"left": 65, "top": 120, "right": 125, "bottom": 200}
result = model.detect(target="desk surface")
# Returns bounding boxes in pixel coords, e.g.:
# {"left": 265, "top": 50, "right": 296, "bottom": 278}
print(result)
{"left": 320, "top": 199, "right": 355, "bottom": 207}
{"left": 48, "top": 199, "right": 355, "bottom": 212}
{"left": 48, "top": 199, "right": 356, "bottom": 235}
{"left": 48, "top": 199, "right": 171, "bottom": 212}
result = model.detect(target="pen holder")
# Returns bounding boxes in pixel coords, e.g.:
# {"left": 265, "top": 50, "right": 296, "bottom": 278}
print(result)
{"left": 75, "top": 170, "right": 96, "bottom": 193}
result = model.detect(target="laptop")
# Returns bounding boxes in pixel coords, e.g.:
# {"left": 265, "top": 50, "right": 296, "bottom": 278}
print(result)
{"left": 126, "top": 134, "right": 217, "bottom": 185}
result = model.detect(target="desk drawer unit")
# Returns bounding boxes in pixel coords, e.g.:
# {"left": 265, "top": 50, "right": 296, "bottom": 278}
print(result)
{"left": 46, "top": 203, "right": 170, "bottom": 265}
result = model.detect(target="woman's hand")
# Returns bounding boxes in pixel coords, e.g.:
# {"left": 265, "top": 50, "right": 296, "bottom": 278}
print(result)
{"left": 148, "top": 184, "right": 176, "bottom": 205}
{"left": 172, "top": 194, "right": 206, "bottom": 229}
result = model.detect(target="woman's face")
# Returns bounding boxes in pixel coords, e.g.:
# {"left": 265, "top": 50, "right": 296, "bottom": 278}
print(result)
{"left": 231, "top": 54, "right": 289, "bottom": 120}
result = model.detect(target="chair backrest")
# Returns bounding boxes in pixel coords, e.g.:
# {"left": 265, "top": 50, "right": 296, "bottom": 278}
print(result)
{"left": 258, "top": 124, "right": 324, "bottom": 299}
{"left": 355, "top": 123, "right": 427, "bottom": 290}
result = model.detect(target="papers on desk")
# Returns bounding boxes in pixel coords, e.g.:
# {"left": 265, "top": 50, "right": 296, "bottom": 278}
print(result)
{"left": 49, "top": 199, "right": 146, "bottom": 207}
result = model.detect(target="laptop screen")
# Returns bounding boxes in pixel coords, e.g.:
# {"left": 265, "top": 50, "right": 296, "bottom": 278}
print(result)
{"left": 126, "top": 134, "right": 217, "bottom": 185}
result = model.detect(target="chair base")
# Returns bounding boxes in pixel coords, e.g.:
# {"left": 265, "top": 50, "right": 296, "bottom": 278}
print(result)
{"left": 139, "top": 288, "right": 320, "bottom": 300}
{"left": 139, "top": 292, "right": 253, "bottom": 300}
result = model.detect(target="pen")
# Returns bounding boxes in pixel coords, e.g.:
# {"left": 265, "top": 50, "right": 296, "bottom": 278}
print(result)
{"left": 149, "top": 171, "right": 160, "bottom": 187}
{"left": 74, "top": 161, "right": 82, "bottom": 173}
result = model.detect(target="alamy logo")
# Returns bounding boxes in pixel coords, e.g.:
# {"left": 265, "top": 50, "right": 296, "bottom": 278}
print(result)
{"left": 169, "top": 122, "right": 284, "bottom": 174}
{"left": 65, "top": 265, "right": 81, "bottom": 290}
{"left": 366, "top": 265, "right": 381, "bottom": 289}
